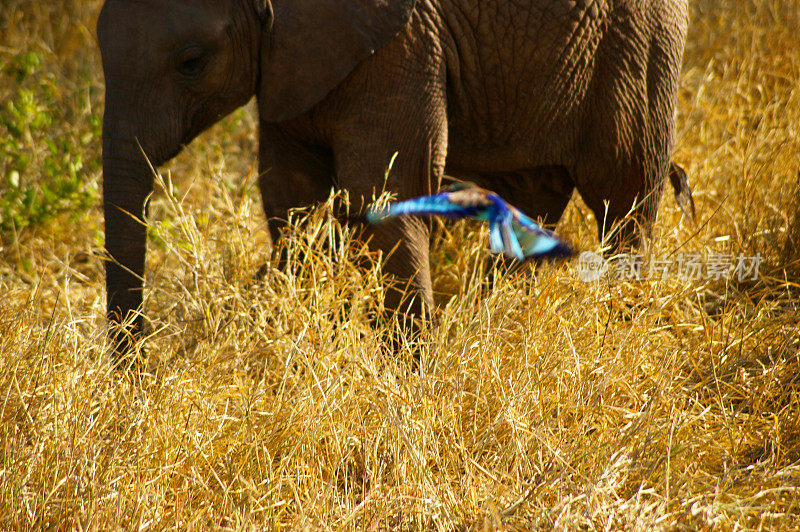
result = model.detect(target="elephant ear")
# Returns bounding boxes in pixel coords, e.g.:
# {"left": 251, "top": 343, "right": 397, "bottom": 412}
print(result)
{"left": 258, "top": 0, "right": 416, "bottom": 122}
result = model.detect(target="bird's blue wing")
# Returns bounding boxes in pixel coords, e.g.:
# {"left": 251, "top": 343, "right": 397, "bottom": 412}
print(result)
{"left": 488, "top": 207, "right": 525, "bottom": 260}
{"left": 502, "top": 219, "right": 525, "bottom": 260}
{"left": 488, "top": 220, "right": 505, "bottom": 256}
{"left": 511, "top": 209, "right": 574, "bottom": 258}
{"left": 366, "top": 193, "right": 482, "bottom": 223}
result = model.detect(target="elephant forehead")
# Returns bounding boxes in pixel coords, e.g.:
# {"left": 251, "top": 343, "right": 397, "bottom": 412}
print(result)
{"left": 97, "top": 0, "right": 228, "bottom": 50}
{"left": 98, "top": 0, "right": 228, "bottom": 64}
{"left": 98, "top": 1, "right": 166, "bottom": 55}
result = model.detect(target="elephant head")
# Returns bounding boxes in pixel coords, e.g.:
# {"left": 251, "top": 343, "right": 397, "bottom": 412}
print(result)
{"left": 96, "top": 0, "right": 415, "bottom": 360}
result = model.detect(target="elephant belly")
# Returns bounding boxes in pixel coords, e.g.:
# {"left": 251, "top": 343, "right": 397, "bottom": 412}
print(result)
{"left": 437, "top": 0, "right": 607, "bottom": 172}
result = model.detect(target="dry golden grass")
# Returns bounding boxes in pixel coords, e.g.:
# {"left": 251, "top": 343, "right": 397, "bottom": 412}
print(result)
{"left": 2, "top": 0, "right": 799, "bottom": 529}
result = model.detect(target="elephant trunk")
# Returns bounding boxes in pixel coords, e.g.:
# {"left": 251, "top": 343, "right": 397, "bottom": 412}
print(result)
{"left": 102, "top": 116, "right": 154, "bottom": 362}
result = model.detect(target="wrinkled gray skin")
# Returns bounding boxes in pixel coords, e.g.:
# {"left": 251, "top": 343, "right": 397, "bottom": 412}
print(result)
{"left": 97, "top": 0, "right": 688, "bottom": 358}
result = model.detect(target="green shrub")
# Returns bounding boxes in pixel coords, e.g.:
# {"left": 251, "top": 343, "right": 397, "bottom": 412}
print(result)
{"left": 0, "top": 51, "right": 100, "bottom": 235}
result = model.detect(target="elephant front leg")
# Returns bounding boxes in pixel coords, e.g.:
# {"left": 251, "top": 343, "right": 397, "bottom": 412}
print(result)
{"left": 257, "top": 123, "right": 336, "bottom": 265}
{"left": 362, "top": 214, "right": 435, "bottom": 324}
{"left": 332, "top": 130, "right": 446, "bottom": 335}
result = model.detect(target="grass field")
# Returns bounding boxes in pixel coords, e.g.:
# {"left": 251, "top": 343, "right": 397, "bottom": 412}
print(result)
{"left": 1, "top": 1, "right": 799, "bottom": 529}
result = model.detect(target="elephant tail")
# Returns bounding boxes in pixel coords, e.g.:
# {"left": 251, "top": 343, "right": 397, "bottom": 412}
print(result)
{"left": 669, "top": 162, "right": 696, "bottom": 222}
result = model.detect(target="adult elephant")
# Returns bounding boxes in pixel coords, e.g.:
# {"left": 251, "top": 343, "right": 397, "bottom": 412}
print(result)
{"left": 97, "top": 0, "right": 689, "bottom": 360}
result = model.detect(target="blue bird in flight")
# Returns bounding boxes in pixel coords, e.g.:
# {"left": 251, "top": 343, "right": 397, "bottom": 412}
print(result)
{"left": 366, "top": 182, "right": 574, "bottom": 260}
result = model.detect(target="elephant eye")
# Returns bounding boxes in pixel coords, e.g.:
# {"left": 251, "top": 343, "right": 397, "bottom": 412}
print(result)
{"left": 176, "top": 46, "right": 206, "bottom": 78}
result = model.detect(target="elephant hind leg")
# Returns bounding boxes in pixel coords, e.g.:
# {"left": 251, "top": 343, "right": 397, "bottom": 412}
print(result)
{"left": 574, "top": 156, "right": 665, "bottom": 251}
{"left": 575, "top": 5, "right": 684, "bottom": 250}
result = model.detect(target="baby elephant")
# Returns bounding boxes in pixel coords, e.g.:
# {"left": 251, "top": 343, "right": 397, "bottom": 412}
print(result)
{"left": 97, "top": 0, "right": 689, "bottom": 359}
